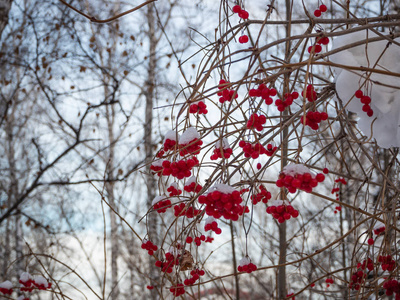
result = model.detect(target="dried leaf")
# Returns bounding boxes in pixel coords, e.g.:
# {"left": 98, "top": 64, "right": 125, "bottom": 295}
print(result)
{"left": 180, "top": 250, "right": 194, "bottom": 271}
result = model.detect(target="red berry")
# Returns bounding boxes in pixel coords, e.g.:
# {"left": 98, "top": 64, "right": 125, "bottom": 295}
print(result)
{"left": 320, "top": 4, "right": 327, "bottom": 12}
{"left": 238, "top": 35, "right": 249, "bottom": 44}
{"left": 238, "top": 10, "right": 249, "bottom": 19}
{"left": 355, "top": 90, "right": 363, "bottom": 98}
{"left": 232, "top": 5, "right": 242, "bottom": 13}
{"left": 314, "top": 9, "right": 321, "bottom": 17}
{"left": 323, "top": 168, "right": 329, "bottom": 174}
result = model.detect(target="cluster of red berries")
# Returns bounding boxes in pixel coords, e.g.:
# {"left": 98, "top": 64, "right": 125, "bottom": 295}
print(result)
{"left": 286, "top": 290, "right": 295, "bottom": 300}
{"left": 238, "top": 35, "right": 249, "bottom": 44}
{"left": 275, "top": 91, "right": 298, "bottom": 112}
{"left": 354, "top": 89, "right": 374, "bottom": 117}
{"left": 246, "top": 113, "right": 267, "bottom": 131}
{"left": 198, "top": 184, "right": 249, "bottom": 221}
{"left": 19, "top": 274, "right": 34, "bottom": 293}
{"left": 184, "top": 179, "right": 202, "bottom": 193}
{"left": 186, "top": 235, "right": 206, "bottom": 246}
{"left": 335, "top": 177, "right": 347, "bottom": 185}
{"left": 205, "top": 235, "right": 214, "bottom": 243}
{"left": 179, "top": 138, "right": 203, "bottom": 156}
{"left": 237, "top": 257, "right": 257, "bottom": 273}
{"left": 374, "top": 224, "right": 385, "bottom": 236}
{"left": 0, "top": 281, "right": 13, "bottom": 295}
{"left": 184, "top": 269, "right": 206, "bottom": 286}
{"left": 349, "top": 258, "right": 374, "bottom": 290}
{"left": 162, "top": 157, "right": 199, "bottom": 179}
{"left": 141, "top": 239, "right": 158, "bottom": 255}
{"left": 305, "top": 84, "right": 317, "bottom": 101}
{"left": 251, "top": 185, "right": 272, "bottom": 205}
{"left": 189, "top": 101, "right": 208, "bottom": 114}
{"left": 266, "top": 201, "right": 299, "bottom": 223}
{"left": 249, "top": 83, "right": 277, "bottom": 105}
{"left": 308, "top": 39, "right": 326, "bottom": 54}
{"left": 211, "top": 146, "right": 232, "bottom": 160}
{"left": 301, "top": 111, "right": 328, "bottom": 130}
{"left": 358, "top": 258, "right": 374, "bottom": 271}
{"left": 332, "top": 176, "right": 346, "bottom": 213}
{"left": 167, "top": 183, "right": 182, "bottom": 197}
{"left": 378, "top": 255, "right": 396, "bottom": 271}
{"left": 314, "top": 4, "right": 327, "bottom": 17}
{"left": 174, "top": 203, "right": 201, "bottom": 218}
{"left": 276, "top": 164, "right": 325, "bottom": 193}
{"left": 232, "top": 5, "right": 249, "bottom": 19}
{"left": 218, "top": 79, "right": 238, "bottom": 103}
{"left": 325, "top": 278, "right": 334, "bottom": 287}
{"left": 333, "top": 206, "right": 342, "bottom": 214}
{"left": 153, "top": 198, "right": 172, "bottom": 214}
{"left": 150, "top": 160, "right": 164, "bottom": 176}
{"left": 155, "top": 252, "right": 179, "bottom": 273}
{"left": 349, "top": 269, "right": 367, "bottom": 290}
{"left": 170, "top": 283, "right": 185, "bottom": 297}
{"left": 239, "top": 141, "right": 277, "bottom": 159}
{"left": 164, "top": 138, "right": 177, "bottom": 152}
{"left": 27, "top": 275, "right": 51, "bottom": 293}
{"left": 204, "top": 217, "right": 222, "bottom": 234}
{"left": 383, "top": 279, "right": 400, "bottom": 298}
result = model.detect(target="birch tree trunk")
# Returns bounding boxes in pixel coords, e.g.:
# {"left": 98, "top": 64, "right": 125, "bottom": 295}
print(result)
{"left": 105, "top": 102, "right": 120, "bottom": 300}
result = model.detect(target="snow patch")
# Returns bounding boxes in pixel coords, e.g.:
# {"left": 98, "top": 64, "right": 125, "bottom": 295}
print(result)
{"left": 283, "top": 163, "right": 312, "bottom": 176}
{"left": 19, "top": 272, "right": 32, "bottom": 282}
{"left": 239, "top": 257, "right": 251, "bottom": 266}
{"left": 205, "top": 216, "right": 216, "bottom": 225}
{"left": 164, "top": 130, "right": 178, "bottom": 142}
{"left": 152, "top": 195, "right": 168, "bottom": 206}
{"left": 215, "top": 138, "right": 230, "bottom": 149}
{"left": 0, "top": 281, "right": 13, "bottom": 289}
{"left": 269, "top": 200, "right": 290, "bottom": 207}
{"left": 151, "top": 159, "right": 164, "bottom": 167}
{"left": 185, "top": 176, "right": 197, "bottom": 186}
{"left": 179, "top": 127, "right": 200, "bottom": 144}
{"left": 209, "top": 183, "right": 236, "bottom": 194}
{"left": 34, "top": 275, "right": 49, "bottom": 287}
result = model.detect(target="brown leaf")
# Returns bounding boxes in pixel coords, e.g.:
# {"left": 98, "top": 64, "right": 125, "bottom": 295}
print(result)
{"left": 180, "top": 250, "right": 194, "bottom": 271}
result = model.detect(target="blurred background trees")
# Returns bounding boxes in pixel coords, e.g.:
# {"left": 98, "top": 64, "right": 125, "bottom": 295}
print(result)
{"left": 0, "top": 0, "right": 400, "bottom": 299}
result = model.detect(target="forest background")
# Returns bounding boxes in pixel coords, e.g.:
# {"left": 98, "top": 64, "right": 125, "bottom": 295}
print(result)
{"left": 1, "top": 0, "right": 400, "bottom": 299}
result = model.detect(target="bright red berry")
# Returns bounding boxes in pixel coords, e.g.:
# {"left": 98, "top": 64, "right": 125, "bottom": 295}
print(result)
{"left": 238, "top": 35, "right": 249, "bottom": 44}
{"left": 314, "top": 9, "right": 321, "bottom": 17}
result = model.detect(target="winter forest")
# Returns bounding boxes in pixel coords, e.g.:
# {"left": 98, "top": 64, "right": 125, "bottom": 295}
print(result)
{"left": 1, "top": 0, "right": 400, "bottom": 299}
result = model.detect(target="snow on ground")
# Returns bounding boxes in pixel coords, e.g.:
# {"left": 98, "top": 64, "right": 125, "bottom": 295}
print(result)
{"left": 330, "top": 29, "right": 400, "bottom": 148}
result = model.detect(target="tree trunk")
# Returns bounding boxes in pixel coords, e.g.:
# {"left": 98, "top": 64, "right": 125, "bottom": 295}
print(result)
{"left": 105, "top": 102, "right": 120, "bottom": 300}
{"left": 145, "top": 3, "right": 158, "bottom": 298}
